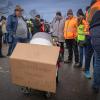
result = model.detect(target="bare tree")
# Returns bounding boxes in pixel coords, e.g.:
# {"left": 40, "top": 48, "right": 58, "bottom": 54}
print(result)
{"left": 0, "top": 0, "right": 13, "bottom": 16}
{"left": 29, "top": 9, "right": 39, "bottom": 19}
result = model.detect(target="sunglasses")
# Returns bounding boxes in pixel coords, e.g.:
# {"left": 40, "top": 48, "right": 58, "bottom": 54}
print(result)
{"left": 15, "top": 9, "right": 23, "bottom": 12}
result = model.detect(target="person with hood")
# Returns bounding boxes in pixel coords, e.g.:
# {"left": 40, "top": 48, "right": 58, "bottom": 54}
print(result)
{"left": 88, "top": 0, "right": 100, "bottom": 93}
{"left": 77, "top": 9, "right": 93, "bottom": 79}
{"left": 64, "top": 9, "right": 79, "bottom": 66}
{"left": 6, "top": 5, "right": 29, "bottom": 56}
{"left": 51, "top": 11, "right": 65, "bottom": 61}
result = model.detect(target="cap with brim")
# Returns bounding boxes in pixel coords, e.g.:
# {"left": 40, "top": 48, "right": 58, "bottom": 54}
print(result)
{"left": 15, "top": 5, "right": 24, "bottom": 11}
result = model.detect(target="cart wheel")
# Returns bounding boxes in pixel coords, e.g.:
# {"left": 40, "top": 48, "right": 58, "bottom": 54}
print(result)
{"left": 45, "top": 92, "right": 52, "bottom": 98}
{"left": 20, "top": 87, "right": 32, "bottom": 96}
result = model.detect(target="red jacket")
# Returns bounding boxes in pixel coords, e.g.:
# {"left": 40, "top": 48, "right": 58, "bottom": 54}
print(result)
{"left": 40, "top": 23, "right": 45, "bottom": 32}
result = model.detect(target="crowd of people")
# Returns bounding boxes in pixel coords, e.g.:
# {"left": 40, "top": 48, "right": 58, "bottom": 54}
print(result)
{"left": 0, "top": 0, "right": 100, "bottom": 94}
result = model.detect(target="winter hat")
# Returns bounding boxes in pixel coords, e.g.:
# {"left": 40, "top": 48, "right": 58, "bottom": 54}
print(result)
{"left": 56, "top": 11, "right": 62, "bottom": 16}
{"left": 67, "top": 9, "right": 73, "bottom": 15}
{"left": 35, "top": 15, "right": 40, "bottom": 18}
{"left": 77, "top": 9, "right": 85, "bottom": 17}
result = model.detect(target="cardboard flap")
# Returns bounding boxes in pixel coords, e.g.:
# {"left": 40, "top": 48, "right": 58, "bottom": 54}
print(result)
{"left": 10, "top": 43, "right": 60, "bottom": 65}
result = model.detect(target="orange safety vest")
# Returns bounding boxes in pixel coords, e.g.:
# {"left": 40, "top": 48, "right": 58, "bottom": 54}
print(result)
{"left": 88, "top": 1, "right": 100, "bottom": 23}
{"left": 64, "top": 17, "right": 77, "bottom": 39}
{"left": 82, "top": 19, "right": 89, "bottom": 35}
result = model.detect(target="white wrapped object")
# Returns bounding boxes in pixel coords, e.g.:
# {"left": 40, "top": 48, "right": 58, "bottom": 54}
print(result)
{"left": 30, "top": 32, "right": 52, "bottom": 46}
{"left": 30, "top": 38, "right": 52, "bottom": 46}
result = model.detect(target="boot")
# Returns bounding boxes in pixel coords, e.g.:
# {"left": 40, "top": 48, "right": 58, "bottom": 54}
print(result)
{"left": 64, "top": 59, "right": 72, "bottom": 64}
{"left": 92, "top": 86, "right": 99, "bottom": 94}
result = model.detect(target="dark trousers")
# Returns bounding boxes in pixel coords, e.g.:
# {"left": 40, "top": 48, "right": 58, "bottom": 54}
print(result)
{"left": 90, "top": 26, "right": 100, "bottom": 88}
{"left": 85, "top": 41, "right": 94, "bottom": 71}
{"left": 92, "top": 37, "right": 100, "bottom": 88}
{"left": 65, "top": 39, "right": 79, "bottom": 63}
{"left": 59, "top": 42, "right": 64, "bottom": 60}
{"left": 0, "top": 36, "right": 2, "bottom": 49}
{"left": 0, "top": 36, "right": 3, "bottom": 55}
{"left": 79, "top": 45, "right": 94, "bottom": 70}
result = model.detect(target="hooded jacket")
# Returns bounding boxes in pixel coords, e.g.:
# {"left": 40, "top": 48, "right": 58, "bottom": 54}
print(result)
{"left": 64, "top": 17, "right": 77, "bottom": 39}
{"left": 51, "top": 17, "right": 65, "bottom": 42}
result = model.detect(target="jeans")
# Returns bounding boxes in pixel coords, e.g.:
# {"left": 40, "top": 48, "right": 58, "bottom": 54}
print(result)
{"left": 8, "top": 36, "right": 28, "bottom": 55}
{"left": 27, "top": 32, "right": 32, "bottom": 40}
{"left": 79, "top": 46, "right": 86, "bottom": 67}
{"left": 92, "top": 37, "right": 100, "bottom": 88}
{"left": 85, "top": 38, "right": 94, "bottom": 71}
{"left": 65, "top": 39, "right": 79, "bottom": 63}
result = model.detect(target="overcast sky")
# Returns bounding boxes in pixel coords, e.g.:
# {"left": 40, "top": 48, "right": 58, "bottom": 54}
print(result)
{"left": 0, "top": 0, "right": 91, "bottom": 21}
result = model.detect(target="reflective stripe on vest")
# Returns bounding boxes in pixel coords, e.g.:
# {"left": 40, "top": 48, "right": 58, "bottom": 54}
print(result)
{"left": 77, "top": 24, "right": 85, "bottom": 41}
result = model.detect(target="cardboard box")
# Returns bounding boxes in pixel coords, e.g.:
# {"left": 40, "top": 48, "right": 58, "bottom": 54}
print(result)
{"left": 9, "top": 43, "right": 60, "bottom": 93}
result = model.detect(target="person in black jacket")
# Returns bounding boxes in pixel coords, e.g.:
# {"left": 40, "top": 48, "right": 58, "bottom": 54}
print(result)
{"left": 6, "top": 5, "right": 29, "bottom": 56}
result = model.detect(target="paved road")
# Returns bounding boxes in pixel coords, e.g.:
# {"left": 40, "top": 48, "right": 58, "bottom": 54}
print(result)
{"left": 0, "top": 45, "right": 100, "bottom": 100}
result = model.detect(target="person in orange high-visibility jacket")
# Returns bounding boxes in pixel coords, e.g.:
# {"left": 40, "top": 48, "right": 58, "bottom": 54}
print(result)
{"left": 85, "top": 6, "right": 90, "bottom": 35}
{"left": 88, "top": 0, "right": 100, "bottom": 93}
{"left": 64, "top": 16, "right": 77, "bottom": 39}
{"left": 64, "top": 9, "right": 79, "bottom": 67}
{"left": 88, "top": 0, "right": 100, "bottom": 23}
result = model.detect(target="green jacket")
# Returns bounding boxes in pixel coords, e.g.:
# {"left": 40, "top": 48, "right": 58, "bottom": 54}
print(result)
{"left": 32, "top": 19, "right": 41, "bottom": 35}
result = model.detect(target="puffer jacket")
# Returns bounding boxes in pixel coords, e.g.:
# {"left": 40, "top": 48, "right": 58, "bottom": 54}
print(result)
{"left": 51, "top": 17, "right": 65, "bottom": 42}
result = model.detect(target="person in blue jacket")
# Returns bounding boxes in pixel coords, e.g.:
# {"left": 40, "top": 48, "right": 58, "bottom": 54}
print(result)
{"left": 6, "top": 5, "right": 29, "bottom": 56}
